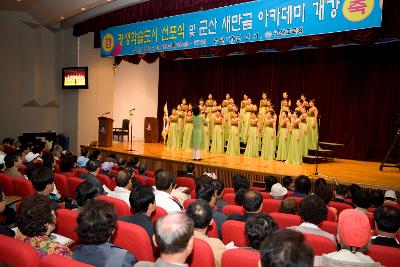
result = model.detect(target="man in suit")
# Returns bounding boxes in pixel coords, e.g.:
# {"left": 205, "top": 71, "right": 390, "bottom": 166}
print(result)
{"left": 181, "top": 163, "right": 196, "bottom": 180}
{"left": 227, "top": 190, "right": 264, "bottom": 222}
{"left": 134, "top": 213, "right": 194, "bottom": 267}
{"left": 371, "top": 205, "right": 400, "bottom": 248}
{"left": 79, "top": 160, "right": 106, "bottom": 195}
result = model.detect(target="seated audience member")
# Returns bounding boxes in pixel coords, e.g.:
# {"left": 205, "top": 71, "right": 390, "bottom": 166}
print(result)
{"left": 332, "top": 184, "right": 354, "bottom": 208}
{"left": 315, "top": 186, "right": 337, "bottom": 220}
{"left": 119, "top": 185, "right": 156, "bottom": 241}
{"left": 369, "top": 191, "right": 384, "bottom": 209}
{"left": 270, "top": 183, "right": 288, "bottom": 200}
{"left": 105, "top": 153, "right": 117, "bottom": 163}
{"left": 135, "top": 213, "right": 194, "bottom": 267}
{"left": 88, "top": 149, "right": 101, "bottom": 161}
{"left": 0, "top": 186, "right": 15, "bottom": 237}
{"left": 2, "top": 138, "right": 17, "bottom": 154}
{"left": 41, "top": 152, "right": 55, "bottom": 169}
{"left": 196, "top": 183, "right": 227, "bottom": 238}
{"left": 154, "top": 170, "right": 182, "bottom": 213}
{"left": 101, "top": 161, "right": 114, "bottom": 179}
{"left": 245, "top": 213, "right": 278, "bottom": 250}
{"left": 138, "top": 163, "right": 148, "bottom": 179}
{"left": 315, "top": 177, "right": 327, "bottom": 189}
{"left": 25, "top": 151, "right": 40, "bottom": 163}
{"left": 107, "top": 170, "right": 132, "bottom": 207}
{"left": 76, "top": 147, "right": 89, "bottom": 168}
{"left": 31, "top": 167, "right": 59, "bottom": 210}
{"left": 279, "top": 198, "right": 299, "bottom": 215}
{"left": 125, "top": 157, "right": 140, "bottom": 174}
{"left": 15, "top": 194, "right": 72, "bottom": 258}
{"left": 228, "top": 190, "right": 263, "bottom": 222}
{"left": 212, "top": 179, "right": 229, "bottom": 211}
{"left": 288, "top": 194, "right": 336, "bottom": 244}
{"left": 259, "top": 229, "right": 314, "bottom": 267}
{"left": 349, "top": 183, "right": 361, "bottom": 200}
{"left": 4, "top": 152, "right": 24, "bottom": 178}
{"left": 383, "top": 190, "right": 398, "bottom": 206}
{"left": 353, "top": 191, "right": 371, "bottom": 214}
{"left": 51, "top": 144, "right": 63, "bottom": 160}
{"left": 170, "top": 175, "right": 188, "bottom": 205}
{"left": 79, "top": 160, "right": 106, "bottom": 195}
{"left": 264, "top": 175, "right": 278, "bottom": 192}
{"left": 232, "top": 174, "right": 250, "bottom": 205}
{"left": 186, "top": 200, "right": 226, "bottom": 267}
{"left": 317, "top": 209, "right": 381, "bottom": 267}
{"left": 59, "top": 153, "right": 75, "bottom": 173}
{"left": 196, "top": 174, "right": 212, "bottom": 188}
{"left": 76, "top": 181, "right": 99, "bottom": 209}
{"left": 117, "top": 158, "right": 127, "bottom": 170}
{"left": 0, "top": 154, "right": 5, "bottom": 172}
{"left": 74, "top": 199, "right": 136, "bottom": 266}
{"left": 282, "top": 176, "right": 295, "bottom": 192}
{"left": 371, "top": 205, "right": 400, "bottom": 248}
{"left": 292, "top": 175, "right": 311, "bottom": 198}
{"left": 182, "top": 163, "right": 196, "bottom": 180}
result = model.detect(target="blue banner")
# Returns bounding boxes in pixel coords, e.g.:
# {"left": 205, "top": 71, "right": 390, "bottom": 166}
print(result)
{"left": 100, "top": 0, "right": 382, "bottom": 57}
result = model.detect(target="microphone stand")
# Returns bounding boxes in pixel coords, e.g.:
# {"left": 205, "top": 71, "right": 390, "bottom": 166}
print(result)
{"left": 126, "top": 111, "right": 135, "bottom": 152}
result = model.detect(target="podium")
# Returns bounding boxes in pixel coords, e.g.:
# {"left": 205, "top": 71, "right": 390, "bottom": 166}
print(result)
{"left": 98, "top": 117, "right": 113, "bottom": 147}
{"left": 144, "top": 117, "right": 159, "bottom": 143}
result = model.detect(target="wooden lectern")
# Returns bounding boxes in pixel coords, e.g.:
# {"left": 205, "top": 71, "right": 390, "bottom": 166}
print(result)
{"left": 98, "top": 117, "right": 113, "bottom": 147}
{"left": 144, "top": 117, "right": 159, "bottom": 143}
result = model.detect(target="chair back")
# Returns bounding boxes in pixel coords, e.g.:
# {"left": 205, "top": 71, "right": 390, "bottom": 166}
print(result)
{"left": 55, "top": 209, "right": 79, "bottom": 243}
{"left": 222, "top": 220, "right": 247, "bottom": 246}
{"left": 224, "top": 188, "right": 234, "bottom": 194}
{"left": 367, "top": 244, "right": 400, "bottom": 267}
{"left": 206, "top": 219, "right": 219, "bottom": 238}
{"left": 151, "top": 206, "right": 167, "bottom": 223}
{"left": 97, "top": 195, "right": 131, "bottom": 217}
{"left": 40, "top": 255, "right": 94, "bottom": 267}
{"left": 97, "top": 174, "right": 112, "bottom": 190}
{"left": 303, "top": 233, "right": 337, "bottom": 256}
{"left": 222, "top": 205, "right": 244, "bottom": 216}
{"left": 183, "top": 198, "right": 197, "bottom": 209}
{"left": 262, "top": 199, "right": 282, "bottom": 214}
{"left": 326, "top": 207, "right": 336, "bottom": 222}
{"left": 134, "top": 174, "right": 146, "bottom": 185}
{"left": 54, "top": 173, "right": 69, "bottom": 197}
{"left": 222, "top": 193, "right": 236, "bottom": 205}
{"left": 270, "top": 213, "right": 301, "bottom": 228}
{"left": 328, "top": 201, "right": 353, "bottom": 215}
{"left": 250, "top": 186, "right": 265, "bottom": 191}
{"left": 176, "top": 177, "right": 196, "bottom": 198}
{"left": 111, "top": 221, "right": 155, "bottom": 262}
{"left": 145, "top": 170, "right": 155, "bottom": 178}
{"left": 122, "top": 119, "right": 130, "bottom": 130}
{"left": 13, "top": 178, "right": 35, "bottom": 198}
{"left": 319, "top": 221, "right": 338, "bottom": 235}
{"left": 0, "top": 234, "right": 40, "bottom": 267}
{"left": 261, "top": 192, "right": 272, "bottom": 199}
{"left": 187, "top": 238, "right": 216, "bottom": 267}
{"left": 61, "top": 171, "right": 76, "bottom": 177}
{"left": 75, "top": 168, "right": 88, "bottom": 176}
{"left": 288, "top": 197, "right": 303, "bottom": 205}
{"left": 67, "top": 177, "right": 85, "bottom": 200}
{"left": 221, "top": 249, "right": 260, "bottom": 267}
{"left": 146, "top": 177, "right": 155, "bottom": 186}
{"left": 0, "top": 173, "right": 15, "bottom": 195}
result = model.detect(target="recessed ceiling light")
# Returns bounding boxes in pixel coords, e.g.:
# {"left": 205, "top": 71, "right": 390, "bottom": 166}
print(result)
{"left": 107, "top": 0, "right": 112, "bottom": 2}
{"left": 16, "top": 0, "right": 22, "bottom": 2}
{"left": 60, "top": 16, "right": 65, "bottom": 20}
{"left": 81, "top": 7, "right": 86, "bottom": 11}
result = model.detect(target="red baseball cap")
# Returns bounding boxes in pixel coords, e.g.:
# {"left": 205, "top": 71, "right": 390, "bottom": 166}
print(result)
{"left": 338, "top": 209, "right": 371, "bottom": 248}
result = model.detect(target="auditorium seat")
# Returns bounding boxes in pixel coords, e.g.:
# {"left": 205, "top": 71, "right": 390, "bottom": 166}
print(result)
{"left": 55, "top": 209, "right": 79, "bottom": 244}
{"left": 366, "top": 212, "right": 375, "bottom": 229}
{"left": 187, "top": 238, "right": 216, "bottom": 267}
{"left": 97, "top": 195, "right": 131, "bottom": 217}
{"left": 18, "top": 166, "right": 26, "bottom": 175}
{"left": 222, "top": 220, "right": 247, "bottom": 246}
{"left": 61, "top": 171, "right": 76, "bottom": 177}
{"left": 303, "top": 233, "right": 337, "bottom": 256}
{"left": 54, "top": 173, "right": 69, "bottom": 197}
{"left": 146, "top": 177, "right": 155, "bottom": 186}
{"left": 97, "top": 174, "right": 112, "bottom": 190}
{"left": 206, "top": 219, "right": 219, "bottom": 238}
{"left": 75, "top": 168, "right": 88, "bottom": 177}
{"left": 145, "top": 170, "right": 155, "bottom": 178}
{"left": 40, "top": 255, "right": 94, "bottom": 267}
{"left": 221, "top": 248, "right": 260, "bottom": 267}
{"left": 222, "top": 205, "right": 244, "bottom": 216}
{"left": 134, "top": 174, "right": 146, "bottom": 185}
{"left": 261, "top": 192, "right": 272, "bottom": 199}
{"left": 319, "top": 221, "right": 338, "bottom": 236}
{"left": 109, "top": 178, "right": 116, "bottom": 190}
{"left": 183, "top": 198, "right": 196, "bottom": 209}
{"left": 151, "top": 206, "right": 167, "bottom": 223}
{"left": 269, "top": 213, "right": 301, "bottom": 228}
{"left": 0, "top": 234, "right": 40, "bottom": 267}
{"left": 12, "top": 177, "right": 35, "bottom": 198}
{"left": 367, "top": 244, "right": 400, "bottom": 267}
{"left": 288, "top": 197, "right": 303, "bottom": 205}
{"left": 262, "top": 199, "right": 282, "bottom": 214}
{"left": 328, "top": 201, "right": 353, "bottom": 215}
{"left": 176, "top": 177, "right": 196, "bottom": 199}
{"left": 250, "top": 186, "right": 265, "bottom": 191}
{"left": 0, "top": 173, "right": 15, "bottom": 195}
{"left": 326, "top": 208, "right": 336, "bottom": 222}
{"left": 67, "top": 177, "right": 85, "bottom": 200}
{"left": 222, "top": 193, "right": 236, "bottom": 205}
{"left": 112, "top": 221, "right": 155, "bottom": 262}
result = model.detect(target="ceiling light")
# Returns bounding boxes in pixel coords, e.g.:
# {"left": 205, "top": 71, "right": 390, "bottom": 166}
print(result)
{"left": 16, "top": 0, "right": 22, "bottom": 2}
{"left": 60, "top": 16, "right": 65, "bottom": 20}
{"left": 81, "top": 7, "right": 86, "bottom": 11}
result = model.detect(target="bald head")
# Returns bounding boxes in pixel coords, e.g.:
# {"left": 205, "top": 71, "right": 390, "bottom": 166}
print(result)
{"left": 154, "top": 213, "right": 194, "bottom": 254}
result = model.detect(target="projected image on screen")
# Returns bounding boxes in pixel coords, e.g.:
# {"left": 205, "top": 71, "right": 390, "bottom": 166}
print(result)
{"left": 62, "top": 67, "right": 88, "bottom": 89}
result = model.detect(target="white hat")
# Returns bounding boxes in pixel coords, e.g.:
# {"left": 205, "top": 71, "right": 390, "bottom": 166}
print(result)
{"left": 0, "top": 154, "right": 4, "bottom": 165}
{"left": 270, "top": 183, "right": 288, "bottom": 198}
{"left": 25, "top": 152, "right": 39, "bottom": 163}
{"left": 384, "top": 190, "right": 397, "bottom": 200}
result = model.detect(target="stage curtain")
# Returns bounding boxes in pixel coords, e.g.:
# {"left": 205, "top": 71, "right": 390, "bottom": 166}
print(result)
{"left": 157, "top": 42, "right": 400, "bottom": 161}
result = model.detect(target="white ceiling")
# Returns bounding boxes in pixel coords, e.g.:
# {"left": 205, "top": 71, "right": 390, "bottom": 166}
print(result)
{"left": 0, "top": 0, "right": 148, "bottom": 28}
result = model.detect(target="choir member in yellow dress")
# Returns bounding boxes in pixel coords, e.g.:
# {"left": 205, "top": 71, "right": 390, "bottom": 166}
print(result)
{"left": 300, "top": 106, "right": 309, "bottom": 156}
{"left": 295, "top": 99, "right": 302, "bottom": 113}
{"left": 177, "top": 105, "right": 185, "bottom": 149}
{"left": 261, "top": 111, "right": 276, "bottom": 160}
{"left": 201, "top": 111, "right": 210, "bottom": 152}
{"left": 301, "top": 94, "right": 309, "bottom": 107}
{"left": 259, "top": 92, "right": 269, "bottom": 129}
{"left": 280, "top": 92, "right": 291, "bottom": 113}
{"left": 224, "top": 98, "right": 235, "bottom": 141}
{"left": 181, "top": 111, "right": 193, "bottom": 151}
{"left": 276, "top": 111, "right": 290, "bottom": 161}
{"left": 180, "top": 98, "right": 188, "bottom": 112}
{"left": 166, "top": 109, "right": 179, "bottom": 150}
{"left": 307, "top": 99, "right": 319, "bottom": 150}
{"left": 210, "top": 110, "right": 225, "bottom": 154}
{"left": 244, "top": 112, "right": 260, "bottom": 158}
{"left": 226, "top": 112, "right": 241, "bottom": 156}
{"left": 241, "top": 99, "right": 253, "bottom": 143}
{"left": 222, "top": 94, "right": 231, "bottom": 117}
{"left": 286, "top": 111, "right": 303, "bottom": 164}
{"left": 199, "top": 98, "right": 206, "bottom": 114}
{"left": 239, "top": 94, "right": 249, "bottom": 135}
{"left": 205, "top": 94, "right": 214, "bottom": 114}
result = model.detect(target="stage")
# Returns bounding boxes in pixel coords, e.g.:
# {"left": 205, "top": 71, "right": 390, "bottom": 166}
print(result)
{"left": 84, "top": 141, "right": 400, "bottom": 193}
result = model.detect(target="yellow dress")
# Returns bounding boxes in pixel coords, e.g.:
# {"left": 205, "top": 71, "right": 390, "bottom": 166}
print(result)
{"left": 210, "top": 117, "right": 224, "bottom": 154}
{"left": 181, "top": 117, "right": 193, "bottom": 151}
{"left": 244, "top": 120, "right": 259, "bottom": 158}
{"left": 226, "top": 118, "right": 241, "bottom": 156}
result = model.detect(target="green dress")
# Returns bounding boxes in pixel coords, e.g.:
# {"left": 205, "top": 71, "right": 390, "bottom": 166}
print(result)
{"left": 241, "top": 107, "right": 252, "bottom": 143}
{"left": 276, "top": 120, "right": 289, "bottom": 161}
{"left": 261, "top": 121, "right": 276, "bottom": 160}
{"left": 244, "top": 120, "right": 259, "bottom": 158}
{"left": 308, "top": 108, "right": 319, "bottom": 150}
{"left": 258, "top": 100, "right": 267, "bottom": 135}
{"left": 286, "top": 120, "right": 303, "bottom": 164}
{"left": 210, "top": 117, "right": 224, "bottom": 154}
{"left": 226, "top": 118, "right": 240, "bottom": 156}
{"left": 300, "top": 115, "right": 309, "bottom": 156}
{"left": 177, "top": 111, "right": 185, "bottom": 149}
{"left": 181, "top": 118, "right": 193, "bottom": 151}
{"left": 166, "top": 116, "right": 179, "bottom": 150}
{"left": 191, "top": 115, "right": 204, "bottom": 150}
{"left": 201, "top": 115, "right": 210, "bottom": 151}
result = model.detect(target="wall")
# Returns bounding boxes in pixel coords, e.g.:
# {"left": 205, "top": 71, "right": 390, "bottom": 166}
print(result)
{"left": 113, "top": 59, "right": 159, "bottom": 140}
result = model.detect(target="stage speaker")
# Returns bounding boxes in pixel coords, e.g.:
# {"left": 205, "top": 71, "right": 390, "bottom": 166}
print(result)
{"left": 144, "top": 117, "right": 159, "bottom": 143}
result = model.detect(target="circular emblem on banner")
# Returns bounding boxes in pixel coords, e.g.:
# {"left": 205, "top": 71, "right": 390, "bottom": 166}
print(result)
{"left": 102, "top": 33, "right": 115, "bottom": 53}
{"left": 342, "top": 0, "right": 374, "bottom": 22}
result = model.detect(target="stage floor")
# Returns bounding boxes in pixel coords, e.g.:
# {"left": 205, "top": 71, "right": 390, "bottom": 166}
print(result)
{"left": 89, "top": 141, "right": 400, "bottom": 191}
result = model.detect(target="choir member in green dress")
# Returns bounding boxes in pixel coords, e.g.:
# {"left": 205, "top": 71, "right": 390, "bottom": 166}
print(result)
{"left": 209, "top": 100, "right": 218, "bottom": 142}
{"left": 180, "top": 98, "right": 188, "bottom": 112}
{"left": 259, "top": 92, "right": 268, "bottom": 131}
{"left": 301, "top": 94, "right": 309, "bottom": 107}
{"left": 261, "top": 111, "right": 276, "bottom": 160}
{"left": 201, "top": 111, "right": 210, "bottom": 152}
{"left": 205, "top": 94, "right": 213, "bottom": 114}
{"left": 210, "top": 110, "right": 225, "bottom": 154}
{"left": 276, "top": 111, "right": 290, "bottom": 161}
{"left": 241, "top": 99, "right": 253, "bottom": 143}
{"left": 177, "top": 105, "right": 185, "bottom": 149}
{"left": 295, "top": 99, "right": 302, "bottom": 113}
{"left": 191, "top": 106, "right": 204, "bottom": 160}
{"left": 181, "top": 111, "right": 194, "bottom": 151}
{"left": 280, "top": 92, "right": 291, "bottom": 113}
{"left": 222, "top": 94, "right": 231, "bottom": 117}
{"left": 286, "top": 111, "right": 303, "bottom": 165}
{"left": 199, "top": 98, "right": 206, "bottom": 114}
{"left": 239, "top": 94, "right": 249, "bottom": 133}
{"left": 300, "top": 106, "right": 309, "bottom": 156}
{"left": 307, "top": 99, "right": 319, "bottom": 150}
{"left": 166, "top": 109, "right": 179, "bottom": 150}
{"left": 244, "top": 112, "right": 260, "bottom": 158}
{"left": 226, "top": 112, "right": 241, "bottom": 156}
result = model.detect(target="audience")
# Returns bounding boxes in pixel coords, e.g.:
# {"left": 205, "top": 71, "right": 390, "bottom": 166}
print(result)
{"left": 371, "top": 205, "right": 400, "bottom": 248}
{"left": 317, "top": 209, "right": 381, "bottom": 267}
{"left": 41, "top": 152, "right": 55, "bottom": 169}
{"left": 315, "top": 186, "right": 337, "bottom": 220}
{"left": 288, "top": 194, "right": 336, "bottom": 244}
{"left": 228, "top": 190, "right": 263, "bottom": 222}
{"left": 101, "top": 161, "right": 115, "bottom": 179}
{"left": 383, "top": 190, "right": 398, "bottom": 206}
{"left": 282, "top": 176, "right": 295, "bottom": 192}
{"left": 74, "top": 199, "right": 136, "bottom": 266}
{"left": 59, "top": 154, "right": 75, "bottom": 173}
{"left": 259, "top": 229, "right": 314, "bottom": 267}
{"left": 30, "top": 167, "right": 59, "bottom": 210}
{"left": 292, "top": 175, "right": 311, "bottom": 198}
{"left": 138, "top": 163, "right": 148, "bottom": 179}
{"left": 332, "top": 184, "right": 354, "bottom": 207}
{"left": 182, "top": 163, "right": 196, "bottom": 180}
{"left": 0, "top": 154, "right": 5, "bottom": 172}
{"left": 135, "top": 213, "right": 194, "bottom": 267}
{"left": 75, "top": 181, "right": 99, "bottom": 209}
{"left": 315, "top": 177, "right": 327, "bottom": 189}
{"left": 76, "top": 147, "right": 89, "bottom": 168}
{"left": 353, "top": 191, "right": 371, "bottom": 213}
{"left": 88, "top": 149, "right": 101, "bottom": 161}
{"left": 270, "top": 183, "right": 288, "bottom": 200}
{"left": 232, "top": 174, "right": 250, "bottom": 205}
{"left": 154, "top": 170, "right": 182, "bottom": 212}
{"left": 15, "top": 194, "right": 72, "bottom": 258}
{"left": 369, "top": 191, "right": 384, "bottom": 209}
{"left": 117, "top": 158, "right": 127, "bottom": 170}
{"left": 349, "top": 183, "right": 362, "bottom": 201}
{"left": 107, "top": 170, "right": 132, "bottom": 207}
{"left": 79, "top": 160, "right": 106, "bottom": 195}
{"left": 4, "top": 152, "right": 24, "bottom": 178}
{"left": 0, "top": 186, "right": 14, "bottom": 237}
{"left": 25, "top": 151, "right": 40, "bottom": 163}
{"left": 119, "top": 185, "right": 156, "bottom": 241}
{"left": 264, "top": 175, "right": 278, "bottom": 192}
{"left": 186, "top": 200, "right": 226, "bottom": 267}
{"left": 212, "top": 179, "right": 229, "bottom": 211}
{"left": 245, "top": 213, "right": 278, "bottom": 250}
{"left": 279, "top": 198, "right": 298, "bottom": 215}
